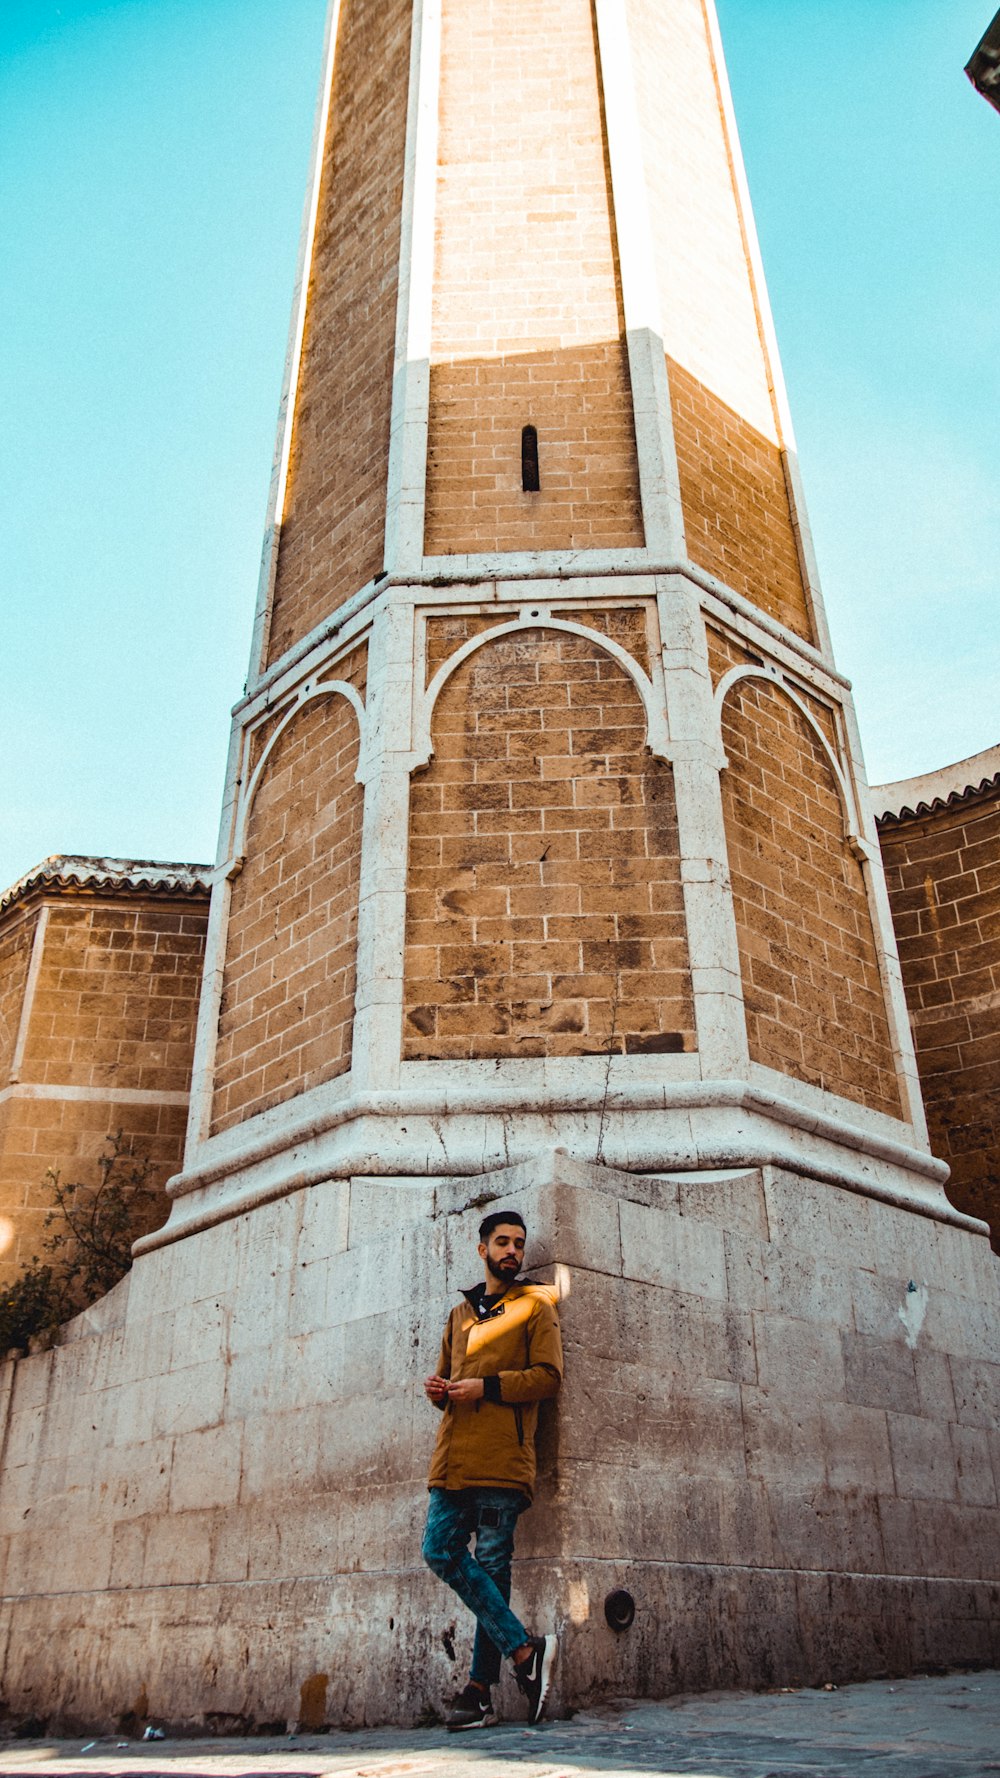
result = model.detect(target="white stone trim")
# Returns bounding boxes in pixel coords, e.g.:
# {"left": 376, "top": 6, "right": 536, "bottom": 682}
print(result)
{"left": 592, "top": 0, "right": 685, "bottom": 557}
{"left": 138, "top": 1073, "right": 963, "bottom": 1259}
{"left": 260, "top": 562, "right": 846, "bottom": 700}
{"left": 185, "top": 707, "right": 249, "bottom": 1159}
{"left": 655, "top": 574, "right": 749, "bottom": 1078}
{"left": 840, "top": 694, "right": 929, "bottom": 1140}
{"left": 414, "top": 610, "right": 669, "bottom": 766}
{"left": 714, "top": 661, "right": 928, "bottom": 1143}
{"left": 714, "top": 662, "right": 859, "bottom": 835}
{"left": 236, "top": 580, "right": 383, "bottom": 721}
{"left": 168, "top": 1050, "right": 940, "bottom": 1194}
{"left": 700, "top": 0, "right": 833, "bottom": 661}
{"left": 349, "top": 596, "right": 417, "bottom": 1094}
{"left": 8, "top": 904, "right": 49, "bottom": 1086}
{"left": 247, "top": 0, "right": 345, "bottom": 683}
{"left": 409, "top": 572, "right": 658, "bottom": 613}
{"left": 700, "top": 0, "right": 790, "bottom": 445}
{"left": 183, "top": 872, "right": 233, "bottom": 1159}
{"left": 781, "top": 446, "right": 833, "bottom": 661}
{"left": 699, "top": 593, "right": 847, "bottom": 701}
{"left": 422, "top": 546, "right": 653, "bottom": 579}
{"left": 184, "top": 676, "right": 369, "bottom": 1158}
{"left": 0, "top": 1083, "right": 189, "bottom": 1108}
{"left": 385, "top": 0, "right": 441, "bottom": 574}
{"left": 232, "top": 678, "right": 365, "bottom": 865}
{"left": 419, "top": 552, "right": 844, "bottom": 684}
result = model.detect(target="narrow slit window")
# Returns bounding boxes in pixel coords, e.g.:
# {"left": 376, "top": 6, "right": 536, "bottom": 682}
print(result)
{"left": 521, "top": 425, "right": 540, "bottom": 492}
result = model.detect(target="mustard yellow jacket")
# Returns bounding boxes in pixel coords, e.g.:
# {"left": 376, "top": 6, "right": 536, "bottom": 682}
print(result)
{"left": 427, "top": 1280, "right": 563, "bottom": 1500}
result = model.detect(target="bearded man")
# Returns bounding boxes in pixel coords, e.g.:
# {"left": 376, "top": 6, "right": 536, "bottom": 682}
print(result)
{"left": 421, "top": 1209, "right": 563, "bottom": 1729}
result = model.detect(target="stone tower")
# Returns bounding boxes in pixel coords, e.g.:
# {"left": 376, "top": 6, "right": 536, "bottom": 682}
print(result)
{"left": 174, "top": 0, "right": 933, "bottom": 1209}
{"left": 2, "top": 0, "right": 997, "bottom": 1734}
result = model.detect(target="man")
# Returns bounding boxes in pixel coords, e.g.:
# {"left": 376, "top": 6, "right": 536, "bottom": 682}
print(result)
{"left": 422, "top": 1209, "right": 563, "bottom": 1730}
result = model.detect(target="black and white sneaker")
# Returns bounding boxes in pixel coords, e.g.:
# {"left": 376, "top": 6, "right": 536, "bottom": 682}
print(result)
{"left": 445, "top": 1682, "right": 495, "bottom": 1731}
{"left": 514, "top": 1634, "right": 557, "bottom": 1724}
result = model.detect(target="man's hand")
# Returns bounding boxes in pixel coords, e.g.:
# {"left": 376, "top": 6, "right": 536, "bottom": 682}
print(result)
{"left": 424, "top": 1373, "right": 450, "bottom": 1403}
{"left": 445, "top": 1377, "right": 485, "bottom": 1403}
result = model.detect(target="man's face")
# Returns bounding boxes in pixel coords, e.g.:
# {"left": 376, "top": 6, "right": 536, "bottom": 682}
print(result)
{"left": 479, "top": 1222, "right": 525, "bottom": 1289}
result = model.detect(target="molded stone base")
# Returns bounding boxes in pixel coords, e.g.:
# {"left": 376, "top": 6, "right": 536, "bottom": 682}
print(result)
{"left": 1, "top": 1151, "right": 998, "bottom": 1729}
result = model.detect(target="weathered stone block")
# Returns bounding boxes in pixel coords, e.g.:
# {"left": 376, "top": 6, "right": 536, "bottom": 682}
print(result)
{"left": 755, "top": 1313, "right": 845, "bottom": 1402}
{"left": 951, "top": 1423, "right": 998, "bottom": 1508}
{"left": 675, "top": 1168, "right": 767, "bottom": 1241}
{"left": 741, "top": 1386, "right": 826, "bottom": 1490}
{"left": 169, "top": 1422, "right": 243, "bottom": 1514}
{"left": 153, "top": 1360, "right": 226, "bottom": 1439}
{"left": 913, "top": 1346, "right": 957, "bottom": 1422}
{"left": 821, "top": 1400, "right": 895, "bottom": 1496}
{"left": 950, "top": 1354, "right": 1000, "bottom": 1428}
{"left": 141, "top": 1509, "right": 213, "bottom": 1589}
{"left": 842, "top": 1329, "right": 919, "bottom": 1415}
{"left": 761, "top": 1240, "right": 854, "bottom": 1327}
{"left": 620, "top": 1197, "right": 726, "bottom": 1299}
{"left": 887, "top": 1411, "right": 959, "bottom": 1503}
{"left": 109, "top": 1517, "right": 148, "bottom": 1588}
{"left": 287, "top": 1258, "right": 330, "bottom": 1341}
{"left": 769, "top": 1484, "right": 886, "bottom": 1575}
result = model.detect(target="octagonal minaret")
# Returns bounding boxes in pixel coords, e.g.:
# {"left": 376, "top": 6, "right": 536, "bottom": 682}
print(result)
{"left": 6, "top": 0, "right": 999, "bottom": 1735}
{"left": 156, "top": 0, "right": 945, "bottom": 1235}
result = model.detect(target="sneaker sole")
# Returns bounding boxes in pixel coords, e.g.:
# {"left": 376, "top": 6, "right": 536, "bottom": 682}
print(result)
{"left": 446, "top": 1714, "right": 497, "bottom": 1733}
{"left": 529, "top": 1635, "right": 557, "bottom": 1724}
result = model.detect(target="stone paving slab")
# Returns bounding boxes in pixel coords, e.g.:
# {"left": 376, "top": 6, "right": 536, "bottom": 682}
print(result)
{"left": 2, "top": 1672, "right": 998, "bottom": 1778}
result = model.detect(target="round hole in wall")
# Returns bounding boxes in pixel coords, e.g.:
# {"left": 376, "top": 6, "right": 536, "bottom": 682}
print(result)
{"left": 604, "top": 1588, "right": 636, "bottom": 1632}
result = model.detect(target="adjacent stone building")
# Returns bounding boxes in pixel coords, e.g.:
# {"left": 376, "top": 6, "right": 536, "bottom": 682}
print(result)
{"left": 875, "top": 747, "right": 1000, "bottom": 1250}
{"left": 1, "top": 0, "right": 997, "bottom": 1734}
{"left": 0, "top": 859, "right": 211, "bottom": 1288}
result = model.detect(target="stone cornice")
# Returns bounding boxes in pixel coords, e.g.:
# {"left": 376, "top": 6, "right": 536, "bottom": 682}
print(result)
{"left": 0, "top": 855, "right": 212, "bottom": 917}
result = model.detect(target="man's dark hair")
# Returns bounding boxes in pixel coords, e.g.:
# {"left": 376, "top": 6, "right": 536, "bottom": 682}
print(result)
{"left": 479, "top": 1209, "right": 526, "bottom": 1242}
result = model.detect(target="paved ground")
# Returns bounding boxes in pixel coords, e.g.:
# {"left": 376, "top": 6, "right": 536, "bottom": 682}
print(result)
{"left": 2, "top": 1671, "right": 999, "bottom": 1778}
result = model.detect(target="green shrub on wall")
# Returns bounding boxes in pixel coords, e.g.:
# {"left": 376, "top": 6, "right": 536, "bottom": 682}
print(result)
{"left": 0, "top": 1133, "right": 162, "bottom": 1357}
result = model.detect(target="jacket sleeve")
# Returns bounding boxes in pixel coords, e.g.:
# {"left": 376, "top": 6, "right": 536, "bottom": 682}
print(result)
{"left": 431, "top": 1311, "right": 453, "bottom": 1412}
{"left": 491, "top": 1298, "right": 563, "bottom": 1404}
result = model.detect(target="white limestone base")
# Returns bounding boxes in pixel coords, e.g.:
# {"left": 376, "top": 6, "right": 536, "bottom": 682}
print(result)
{"left": 1, "top": 1150, "right": 998, "bottom": 1731}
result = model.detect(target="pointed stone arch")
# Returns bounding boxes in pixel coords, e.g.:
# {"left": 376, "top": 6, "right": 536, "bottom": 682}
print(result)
{"left": 211, "top": 685, "right": 365, "bottom": 1133}
{"left": 404, "top": 623, "right": 695, "bottom": 1060}
{"left": 717, "top": 672, "right": 901, "bottom": 1118}
{"left": 415, "top": 614, "right": 669, "bottom": 767}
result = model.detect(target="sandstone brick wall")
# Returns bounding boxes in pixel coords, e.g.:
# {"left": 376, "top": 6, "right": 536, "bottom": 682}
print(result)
{"left": 0, "top": 909, "right": 33, "bottom": 1081}
{"left": 716, "top": 664, "right": 901, "bottom": 1119}
{"left": 424, "top": 0, "right": 643, "bottom": 556}
{"left": 424, "top": 605, "right": 652, "bottom": 686}
{"left": 562, "top": 605, "right": 652, "bottom": 676}
{"left": 425, "top": 613, "right": 506, "bottom": 686}
{"left": 404, "top": 626, "right": 695, "bottom": 1059}
{"left": 20, "top": 903, "right": 205, "bottom": 1094}
{"left": 265, "top": 0, "right": 411, "bottom": 666}
{"left": 0, "top": 888, "right": 209, "bottom": 1284}
{"left": 212, "top": 666, "right": 366, "bottom": 1133}
{"left": 878, "top": 783, "right": 1000, "bottom": 1242}
{"left": 669, "top": 359, "right": 810, "bottom": 640}
{"left": 0, "top": 1097, "right": 190, "bottom": 1282}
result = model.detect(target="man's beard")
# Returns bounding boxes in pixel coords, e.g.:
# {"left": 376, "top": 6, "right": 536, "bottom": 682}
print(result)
{"left": 486, "top": 1253, "right": 520, "bottom": 1288}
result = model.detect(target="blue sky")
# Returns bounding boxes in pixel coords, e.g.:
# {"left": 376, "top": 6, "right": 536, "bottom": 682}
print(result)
{"left": 2, "top": 0, "right": 998, "bottom": 889}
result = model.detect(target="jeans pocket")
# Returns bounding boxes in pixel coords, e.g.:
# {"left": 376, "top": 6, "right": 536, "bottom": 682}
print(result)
{"left": 475, "top": 1493, "right": 523, "bottom": 1534}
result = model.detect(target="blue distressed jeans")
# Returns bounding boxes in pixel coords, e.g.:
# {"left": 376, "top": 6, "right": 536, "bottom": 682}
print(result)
{"left": 421, "top": 1486, "right": 529, "bottom": 1687}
